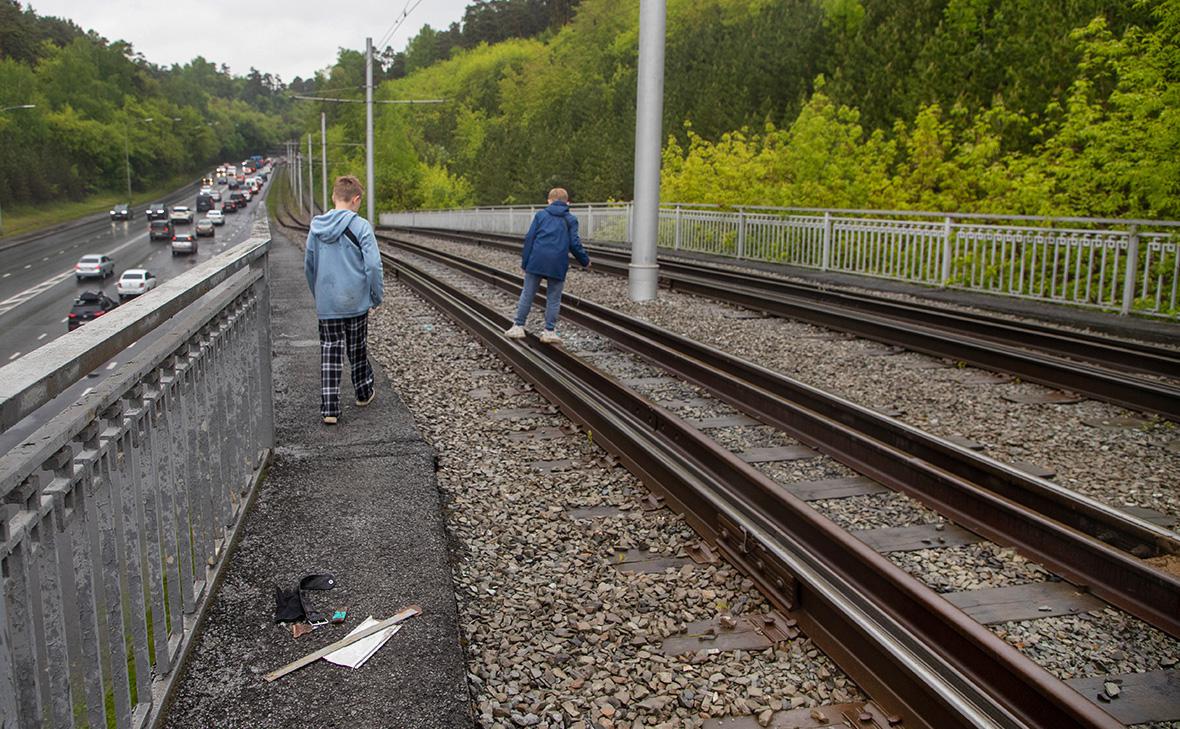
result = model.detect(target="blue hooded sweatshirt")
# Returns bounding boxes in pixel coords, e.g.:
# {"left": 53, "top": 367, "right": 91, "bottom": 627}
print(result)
{"left": 521, "top": 201, "right": 590, "bottom": 281}
{"left": 304, "top": 209, "right": 384, "bottom": 319}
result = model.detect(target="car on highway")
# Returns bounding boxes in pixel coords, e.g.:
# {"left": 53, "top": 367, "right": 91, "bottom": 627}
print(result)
{"left": 146, "top": 202, "right": 168, "bottom": 220}
{"left": 222, "top": 200, "right": 238, "bottom": 213}
{"left": 206, "top": 209, "right": 225, "bottom": 225}
{"left": 210, "top": 190, "right": 222, "bottom": 202}
{"left": 171, "top": 231, "right": 198, "bottom": 256}
{"left": 227, "top": 178, "right": 240, "bottom": 189}
{"left": 109, "top": 203, "right": 133, "bottom": 221}
{"left": 241, "top": 189, "right": 253, "bottom": 202}
{"left": 116, "top": 269, "right": 158, "bottom": 301}
{"left": 195, "top": 218, "right": 215, "bottom": 237}
{"left": 170, "top": 205, "right": 194, "bottom": 224}
{"left": 68, "top": 291, "right": 119, "bottom": 331}
{"left": 149, "top": 219, "right": 175, "bottom": 240}
{"left": 229, "top": 192, "right": 246, "bottom": 208}
{"left": 196, "top": 193, "right": 214, "bottom": 212}
{"left": 74, "top": 254, "right": 114, "bottom": 280}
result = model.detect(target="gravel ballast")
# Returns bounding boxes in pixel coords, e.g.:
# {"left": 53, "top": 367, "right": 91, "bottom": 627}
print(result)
{"left": 368, "top": 285, "right": 861, "bottom": 727}
{"left": 373, "top": 236, "right": 1180, "bottom": 728}
{"left": 396, "top": 233, "right": 1180, "bottom": 525}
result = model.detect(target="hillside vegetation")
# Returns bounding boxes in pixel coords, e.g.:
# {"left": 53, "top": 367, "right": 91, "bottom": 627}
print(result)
{"left": 309, "top": 0, "right": 1179, "bottom": 219}
{"left": 0, "top": 0, "right": 295, "bottom": 211}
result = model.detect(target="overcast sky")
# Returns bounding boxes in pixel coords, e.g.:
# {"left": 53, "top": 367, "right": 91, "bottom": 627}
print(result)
{"left": 27, "top": 0, "right": 472, "bottom": 82}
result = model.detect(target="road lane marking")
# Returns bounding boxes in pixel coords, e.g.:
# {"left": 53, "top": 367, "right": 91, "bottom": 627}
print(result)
{"left": 23, "top": 264, "right": 30, "bottom": 269}
{"left": 0, "top": 269, "right": 75, "bottom": 316}
{"left": 42, "top": 256, "right": 48, "bottom": 261}
{"left": 81, "top": 387, "right": 92, "bottom": 397}
{"left": 8, "top": 352, "right": 21, "bottom": 360}
{"left": 60, "top": 317, "right": 67, "bottom": 323}
{"left": 37, "top": 333, "right": 47, "bottom": 341}
{"left": 105, "top": 362, "right": 118, "bottom": 370}
{"left": 1, "top": 227, "right": 153, "bottom": 318}
{"left": 2, "top": 273, "right": 9, "bottom": 278}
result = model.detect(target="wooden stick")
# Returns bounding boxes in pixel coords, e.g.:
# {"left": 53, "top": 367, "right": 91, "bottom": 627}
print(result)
{"left": 263, "top": 605, "right": 422, "bottom": 682}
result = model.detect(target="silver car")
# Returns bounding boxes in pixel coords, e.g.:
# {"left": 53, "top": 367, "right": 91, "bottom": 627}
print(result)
{"left": 116, "top": 269, "right": 158, "bottom": 301}
{"left": 74, "top": 254, "right": 114, "bottom": 280}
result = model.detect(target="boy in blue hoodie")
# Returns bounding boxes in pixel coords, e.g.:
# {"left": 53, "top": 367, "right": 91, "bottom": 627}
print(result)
{"left": 304, "top": 176, "right": 384, "bottom": 425}
{"left": 504, "top": 188, "right": 590, "bottom": 343}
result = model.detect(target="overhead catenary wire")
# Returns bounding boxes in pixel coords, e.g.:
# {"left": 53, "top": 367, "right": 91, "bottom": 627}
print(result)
{"left": 377, "top": 0, "right": 427, "bottom": 51}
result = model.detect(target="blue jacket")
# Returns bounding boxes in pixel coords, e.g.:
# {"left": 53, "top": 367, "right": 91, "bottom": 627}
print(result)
{"left": 304, "top": 209, "right": 384, "bottom": 319}
{"left": 521, "top": 202, "right": 590, "bottom": 281}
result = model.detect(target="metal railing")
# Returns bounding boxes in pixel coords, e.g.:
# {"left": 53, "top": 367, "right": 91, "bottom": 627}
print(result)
{"left": 381, "top": 203, "right": 1180, "bottom": 318}
{"left": 0, "top": 215, "right": 274, "bottom": 728}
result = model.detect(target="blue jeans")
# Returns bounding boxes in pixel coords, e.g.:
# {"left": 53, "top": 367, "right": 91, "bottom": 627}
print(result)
{"left": 513, "top": 272, "right": 565, "bottom": 331}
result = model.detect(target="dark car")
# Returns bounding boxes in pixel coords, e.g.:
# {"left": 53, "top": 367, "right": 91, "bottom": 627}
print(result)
{"left": 68, "top": 291, "right": 118, "bottom": 331}
{"left": 149, "top": 219, "right": 175, "bottom": 241}
{"left": 222, "top": 200, "right": 238, "bottom": 213}
{"left": 227, "top": 179, "right": 240, "bottom": 190}
{"left": 109, "top": 203, "right": 133, "bottom": 221}
{"left": 146, "top": 202, "right": 168, "bottom": 220}
{"left": 196, "top": 193, "right": 214, "bottom": 212}
{"left": 229, "top": 192, "right": 246, "bottom": 208}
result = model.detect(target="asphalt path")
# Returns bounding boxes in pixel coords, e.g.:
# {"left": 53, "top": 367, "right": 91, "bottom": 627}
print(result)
{"left": 0, "top": 176, "right": 273, "bottom": 454}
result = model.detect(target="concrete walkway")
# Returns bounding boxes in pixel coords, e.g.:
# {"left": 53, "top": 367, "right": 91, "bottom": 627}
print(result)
{"left": 162, "top": 228, "right": 471, "bottom": 728}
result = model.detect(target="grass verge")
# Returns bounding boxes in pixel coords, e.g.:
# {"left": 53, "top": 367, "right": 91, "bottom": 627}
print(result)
{"left": 0, "top": 173, "right": 200, "bottom": 239}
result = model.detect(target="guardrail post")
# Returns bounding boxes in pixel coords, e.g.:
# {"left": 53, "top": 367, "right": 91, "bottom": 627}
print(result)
{"left": 1121, "top": 225, "right": 1140, "bottom": 315}
{"left": 737, "top": 208, "right": 746, "bottom": 258}
{"left": 821, "top": 211, "right": 833, "bottom": 271}
{"left": 627, "top": 203, "right": 635, "bottom": 243}
{"left": 940, "top": 216, "right": 953, "bottom": 286}
{"left": 673, "top": 205, "right": 682, "bottom": 251}
{"left": 587, "top": 205, "right": 594, "bottom": 239}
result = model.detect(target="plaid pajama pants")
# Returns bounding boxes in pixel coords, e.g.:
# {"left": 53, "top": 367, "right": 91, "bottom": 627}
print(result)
{"left": 318, "top": 313, "right": 374, "bottom": 418}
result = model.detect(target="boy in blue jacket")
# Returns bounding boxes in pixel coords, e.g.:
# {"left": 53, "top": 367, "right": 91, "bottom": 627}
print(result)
{"left": 304, "top": 176, "right": 384, "bottom": 425}
{"left": 504, "top": 188, "right": 590, "bottom": 343}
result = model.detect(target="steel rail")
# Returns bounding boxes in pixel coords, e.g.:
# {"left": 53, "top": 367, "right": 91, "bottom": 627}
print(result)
{"left": 380, "top": 234, "right": 1180, "bottom": 639}
{"left": 399, "top": 227, "right": 1180, "bottom": 399}
{"left": 380, "top": 248, "right": 1122, "bottom": 729}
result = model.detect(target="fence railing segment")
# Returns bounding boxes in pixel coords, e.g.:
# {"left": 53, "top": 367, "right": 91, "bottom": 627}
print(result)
{"left": 0, "top": 216, "right": 275, "bottom": 728}
{"left": 380, "top": 204, "right": 1179, "bottom": 318}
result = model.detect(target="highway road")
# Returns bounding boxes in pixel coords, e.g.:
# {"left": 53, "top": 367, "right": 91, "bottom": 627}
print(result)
{"left": 0, "top": 175, "right": 273, "bottom": 453}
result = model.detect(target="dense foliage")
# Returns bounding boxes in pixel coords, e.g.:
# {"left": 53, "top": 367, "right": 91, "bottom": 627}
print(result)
{"left": 0, "top": 0, "right": 296, "bottom": 208}
{"left": 306, "top": 0, "right": 1179, "bottom": 220}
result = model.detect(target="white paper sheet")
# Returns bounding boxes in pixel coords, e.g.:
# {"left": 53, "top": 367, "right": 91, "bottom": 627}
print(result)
{"left": 323, "top": 616, "right": 401, "bottom": 669}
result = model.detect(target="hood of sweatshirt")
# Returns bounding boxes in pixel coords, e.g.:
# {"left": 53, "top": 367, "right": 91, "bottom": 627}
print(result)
{"left": 309, "top": 208, "right": 357, "bottom": 243}
{"left": 544, "top": 201, "right": 570, "bottom": 217}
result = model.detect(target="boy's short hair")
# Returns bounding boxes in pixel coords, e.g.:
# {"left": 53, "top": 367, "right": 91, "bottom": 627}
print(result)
{"left": 333, "top": 175, "right": 364, "bottom": 202}
{"left": 547, "top": 188, "right": 569, "bottom": 202}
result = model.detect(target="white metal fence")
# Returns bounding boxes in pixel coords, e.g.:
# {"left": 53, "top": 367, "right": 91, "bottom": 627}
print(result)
{"left": 381, "top": 204, "right": 1180, "bottom": 318}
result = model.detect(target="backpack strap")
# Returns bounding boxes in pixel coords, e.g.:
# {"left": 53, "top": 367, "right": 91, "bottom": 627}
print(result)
{"left": 341, "top": 214, "right": 362, "bottom": 250}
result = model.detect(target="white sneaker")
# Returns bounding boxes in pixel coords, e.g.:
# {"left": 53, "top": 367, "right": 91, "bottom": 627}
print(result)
{"left": 539, "top": 329, "right": 560, "bottom": 344}
{"left": 505, "top": 324, "right": 526, "bottom": 339}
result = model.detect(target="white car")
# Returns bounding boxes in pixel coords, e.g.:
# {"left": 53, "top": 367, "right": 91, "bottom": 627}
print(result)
{"left": 206, "top": 209, "right": 225, "bottom": 225}
{"left": 169, "top": 206, "right": 194, "bottom": 224}
{"left": 75, "top": 254, "right": 114, "bottom": 280}
{"left": 116, "top": 269, "right": 158, "bottom": 301}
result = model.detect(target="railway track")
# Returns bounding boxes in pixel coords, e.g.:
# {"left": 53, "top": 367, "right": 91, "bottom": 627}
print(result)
{"left": 278, "top": 210, "right": 1180, "bottom": 728}
{"left": 395, "top": 227, "right": 1180, "bottom": 422}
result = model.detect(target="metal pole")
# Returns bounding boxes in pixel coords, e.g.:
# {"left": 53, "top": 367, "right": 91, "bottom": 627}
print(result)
{"left": 307, "top": 134, "right": 314, "bottom": 214}
{"left": 123, "top": 122, "right": 132, "bottom": 204}
{"left": 628, "top": 0, "right": 665, "bottom": 302}
{"left": 296, "top": 150, "right": 304, "bottom": 214}
{"left": 321, "top": 112, "right": 329, "bottom": 211}
{"left": 365, "top": 36, "right": 376, "bottom": 226}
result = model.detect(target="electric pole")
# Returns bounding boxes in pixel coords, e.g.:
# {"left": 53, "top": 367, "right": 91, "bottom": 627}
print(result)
{"left": 629, "top": 0, "right": 666, "bottom": 302}
{"left": 365, "top": 36, "right": 376, "bottom": 226}
{"left": 321, "top": 112, "right": 329, "bottom": 211}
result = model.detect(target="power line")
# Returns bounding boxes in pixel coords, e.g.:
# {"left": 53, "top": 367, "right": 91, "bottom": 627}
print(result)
{"left": 377, "top": 0, "right": 427, "bottom": 51}
{"left": 291, "top": 95, "right": 446, "bottom": 105}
